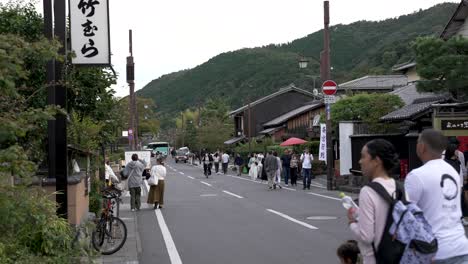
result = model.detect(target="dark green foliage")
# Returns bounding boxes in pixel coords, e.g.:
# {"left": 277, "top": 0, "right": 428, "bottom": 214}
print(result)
{"left": 138, "top": 3, "right": 457, "bottom": 117}
{"left": 412, "top": 36, "right": 468, "bottom": 101}
{"left": 331, "top": 93, "right": 404, "bottom": 133}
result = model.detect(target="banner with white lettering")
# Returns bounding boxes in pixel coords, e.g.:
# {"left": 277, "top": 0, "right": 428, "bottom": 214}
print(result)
{"left": 70, "top": 0, "right": 110, "bottom": 65}
{"left": 319, "top": 123, "right": 327, "bottom": 163}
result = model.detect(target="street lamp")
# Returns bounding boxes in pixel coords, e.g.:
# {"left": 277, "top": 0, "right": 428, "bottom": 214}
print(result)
{"left": 298, "top": 57, "right": 309, "bottom": 69}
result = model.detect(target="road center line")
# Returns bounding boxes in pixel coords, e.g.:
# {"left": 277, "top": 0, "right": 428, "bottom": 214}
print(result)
{"left": 307, "top": 192, "right": 341, "bottom": 201}
{"left": 222, "top": 190, "right": 244, "bottom": 199}
{"left": 187, "top": 176, "right": 195, "bottom": 179}
{"left": 267, "top": 209, "right": 318, "bottom": 230}
{"left": 200, "top": 181, "right": 212, "bottom": 187}
{"left": 179, "top": 172, "right": 185, "bottom": 175}
{"left": 154, "top": 210, "right": 183, "bottom": 264}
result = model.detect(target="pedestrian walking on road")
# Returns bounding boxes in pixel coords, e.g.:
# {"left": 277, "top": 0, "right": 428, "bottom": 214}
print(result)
{"left": 290, "top": 153, "right": 299, "bottom": 186}
{"left": 260, "top": 156, "right": 268, "bottom": 182}
{"left": 221, "top": 152, "right": 230, "bottom": 174}
{"left": 202, "top": 152, "right": 213, "bottom": 177}
{"left": 257, "top": 153, "right": 264, "bottom": 179}
{"left": 264, "top": 151, "right": 278, "bottom": 190}
{"left": 126, "top": 154, "right": 147, "bottom": 211}
{"left": 247, "top": 153, "right": 256, "bottom": 174}
{"left": 281, "top": 149, "right": 291, "bottom": 186}
{"left": 300, "top": 149, "right": 314, "bottom": 190}
{"left": 347, "top": 139, "right": 400, "bottom": 264}
{"left": 274, "top": 151, "right": 283, "bottom": 189}
{"left": 213, "top": 153, "right": 220, "bottom": 174}
{"left": 148, "top": 157, "right": 166, "bottom": 209}
{"left": 405, "top": 129, "right": 468, "bottom": 262}
{"left": 249, "top": 161, "right": 258, "bottom": 181}
{"left": 234, "top": 154, "right": 243, "bottom": 176}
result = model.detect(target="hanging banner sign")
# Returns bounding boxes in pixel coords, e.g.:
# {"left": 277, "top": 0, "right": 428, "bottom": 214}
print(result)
{"left": 70, "top": 0, "right": 111, "bottom": 65}
{"left": 319, "top": 123, "right": 327, "bottom": 162}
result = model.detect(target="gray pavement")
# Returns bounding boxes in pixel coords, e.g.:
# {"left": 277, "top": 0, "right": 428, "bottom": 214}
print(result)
{"left": 101, "top": 159, "right": 468, "bottom": 263}
{"left": 101, "top": 194, "right": 141, "bottom": 264}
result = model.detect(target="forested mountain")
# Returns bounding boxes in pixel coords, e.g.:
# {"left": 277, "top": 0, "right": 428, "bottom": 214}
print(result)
{"left": 137, "top": 3, "right": 457, "bottom": 123}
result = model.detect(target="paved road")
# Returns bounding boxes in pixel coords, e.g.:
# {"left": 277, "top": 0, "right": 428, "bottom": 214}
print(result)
{"left": 129, "top": 159, "right": 354, "bottom": 264}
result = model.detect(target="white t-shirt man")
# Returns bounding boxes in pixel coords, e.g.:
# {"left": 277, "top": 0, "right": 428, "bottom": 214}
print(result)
{"left": 300, "top": 153, "right": 313, "bottom": 169}
{"left": 222, "top": 153, "right": 229, "bottom": 164}
{"left": 405, "top": 159, "right": 468, "bottom": 260}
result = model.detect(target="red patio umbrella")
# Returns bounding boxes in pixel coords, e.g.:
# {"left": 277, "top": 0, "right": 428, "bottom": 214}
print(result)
{"left": 280, "top": 137, "right": 307, "bottom": 146}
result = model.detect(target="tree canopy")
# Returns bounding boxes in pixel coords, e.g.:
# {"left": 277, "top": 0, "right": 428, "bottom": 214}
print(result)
{"left": 331, "top": 93, "right": 404, "bottom": 133}
{"left": 412, "top": 36, "right": 468, "bottom": 101}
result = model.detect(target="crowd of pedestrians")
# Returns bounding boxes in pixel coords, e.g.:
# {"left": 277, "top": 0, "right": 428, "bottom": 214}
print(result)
{"left": 192, "top": 148, "right": 319, "bottom": 191}
{"left": 341, "top": 129, "right": 468, "bottom": 264}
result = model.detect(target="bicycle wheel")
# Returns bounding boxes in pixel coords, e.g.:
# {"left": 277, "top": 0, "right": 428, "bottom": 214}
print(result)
{"left": 98, "top": 216, "right": 128, "bottom": 255}
{"left": 91, "top": 221, "right": 105, "bottom": 251}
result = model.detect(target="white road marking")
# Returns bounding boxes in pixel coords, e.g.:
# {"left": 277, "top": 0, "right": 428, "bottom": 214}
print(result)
{"left": 179, "top": 172, "right": 185, "bottom": 175}
{"left": 187, "top": 176, "right": 195, "bottom": 179}
{"left": 200, "top": 181, "right": 212, "bottom": 187}
{"left": 307, "top": 192, "right": 341, "bottom": 201}
{"left": 267, "top": 209, "right": 318, "bottom": 230}
{"left": 143, "top": 180, "right": 183, "bottom": 264}
{"left": 222, "top": 190, "right": 244, "bottom": 199}
{"left": 154, "top": 209, "right": 183, "bottom": 264}
{"left": 310, "top": 183, "right": 326, "bottom": 189}
{"left": 200, "top": 194, "right": 217, "bottom": 197}
{"left": 283, "top": 187, "right": 296, "bottom": 191}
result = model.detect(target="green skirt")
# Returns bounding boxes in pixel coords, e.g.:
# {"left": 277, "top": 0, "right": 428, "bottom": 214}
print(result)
{"left": 147, "top": 180, "right": 165, "bottom": 205}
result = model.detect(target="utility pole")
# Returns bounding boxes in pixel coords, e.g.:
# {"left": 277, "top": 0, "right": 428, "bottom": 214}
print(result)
{"left": 181, "top": 113, "right": 185, "bottom": 148}
{"left": 127, "top": 30, "right": 136, "bottom": 150}
{"left": 321, "top": 1, "right": 334, "bottom": 190}
{"left": 248, "top": 101, "right": 252, "bottom": 154}
{"left": 45, "top": 0, "right": 68, "bottom": 218}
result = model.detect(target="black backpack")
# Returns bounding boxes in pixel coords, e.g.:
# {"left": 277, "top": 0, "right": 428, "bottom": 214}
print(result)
{"left": 367, "top": 181, "right": 406, "bottom": 264}
{"left": 367, "top": 181, "right": 438, "bottom": 264}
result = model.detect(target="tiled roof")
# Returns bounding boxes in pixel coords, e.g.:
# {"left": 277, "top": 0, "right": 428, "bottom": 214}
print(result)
{"left": 229, "top": 84, "right": 314, "bottom": 116}
{"left": 390, "top": 83, "right": 436, "bottom": 105}
{"left": 440, "top": 0, "right": 468, "bottom": 40}
{"left": 223, "top": 136, "right": 245, "bottom": 145}
{"left": 262, "top": 101, "right": 324, "bottom": 127}
{"left": 392, "top": 61, "right": 417, "bottom": 72}
{"left": 339, "top": 75, "right": 407, "bottom": 90}
{"left": 259, "top": 126, "right": 284, "bottom": 135}
{"left": 380, "top": 97, "right": 449, "bottom": 122}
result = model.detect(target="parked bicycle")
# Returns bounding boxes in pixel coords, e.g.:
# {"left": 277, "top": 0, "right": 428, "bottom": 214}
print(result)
{"left": 92, "top": 188, "right": 127, "bottom": 255}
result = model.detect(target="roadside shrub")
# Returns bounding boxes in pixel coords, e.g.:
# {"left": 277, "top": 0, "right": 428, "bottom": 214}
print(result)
{"left": 0, "top": 186, "right": 92, "bottom": 263}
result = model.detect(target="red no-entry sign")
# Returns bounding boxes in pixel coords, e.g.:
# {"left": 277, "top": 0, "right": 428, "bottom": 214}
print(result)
{"left": 322, "top": 80, "right": 337, "bottom": 95}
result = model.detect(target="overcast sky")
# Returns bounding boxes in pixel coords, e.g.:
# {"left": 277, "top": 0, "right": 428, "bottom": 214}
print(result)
{"left": 4, "top": 0, "right": 460, "bottom": 97}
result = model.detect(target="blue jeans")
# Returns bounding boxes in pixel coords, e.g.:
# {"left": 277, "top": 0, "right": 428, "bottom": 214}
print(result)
{"left": 302, "top": 168, "right": 311, "bottom": 189}
{"left": 283, "top": 166, "right": 290, "bottom": 184}
{"left": 434, "top": 254, "right": 468, "bottom": 264}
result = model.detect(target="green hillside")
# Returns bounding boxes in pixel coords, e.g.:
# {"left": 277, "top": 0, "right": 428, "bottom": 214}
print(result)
{"left": 137, "top": 3, "right": 457, "bottom": 121}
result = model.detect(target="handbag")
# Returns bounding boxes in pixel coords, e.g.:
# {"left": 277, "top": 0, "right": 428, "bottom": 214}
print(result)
{"left": 120, "top": 166, "right": 134, "bottom": 180}
{"left": 148, "top": 173, "right": 159, "bottom": 186}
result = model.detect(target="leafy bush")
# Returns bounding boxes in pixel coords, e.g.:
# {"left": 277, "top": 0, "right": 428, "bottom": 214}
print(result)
{"left": 88, "top": 176, "right": 102, "bottom": 216}
{"left": 0, "top": 186, "right": 92, "bottom": 263}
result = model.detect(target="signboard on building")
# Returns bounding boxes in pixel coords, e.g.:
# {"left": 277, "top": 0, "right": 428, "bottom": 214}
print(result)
{"left": 70, "top": 0, "right": 111, "bottom": 65}
{"left": 441, "top": 120, "right": 468, "bottom": 130}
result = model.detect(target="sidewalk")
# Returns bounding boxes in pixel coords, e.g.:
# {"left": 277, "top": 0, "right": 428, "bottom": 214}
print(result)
{"left": 100, "top": 193, "right": 140, "bottom": 264}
